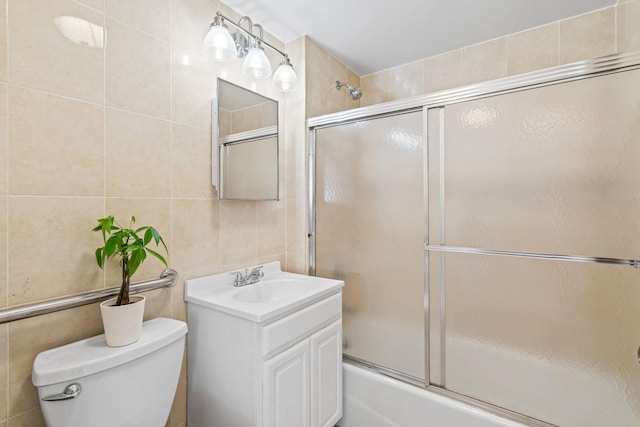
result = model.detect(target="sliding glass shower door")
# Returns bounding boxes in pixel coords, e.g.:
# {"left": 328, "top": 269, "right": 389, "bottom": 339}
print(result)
{"left": 428, "top": 68, "right": 640, "bottom": 426}
{"left": 313, "top": 111, "right": 426, "bottom": 381}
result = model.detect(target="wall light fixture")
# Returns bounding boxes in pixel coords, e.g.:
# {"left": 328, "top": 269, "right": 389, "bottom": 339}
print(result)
{"left": 203, "top": 11, "right": 298, "bottom": 92}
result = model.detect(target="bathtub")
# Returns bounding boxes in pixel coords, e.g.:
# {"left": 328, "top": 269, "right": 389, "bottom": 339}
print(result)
{"left": 337, "top": 363, "right": 527, "bottom": 427}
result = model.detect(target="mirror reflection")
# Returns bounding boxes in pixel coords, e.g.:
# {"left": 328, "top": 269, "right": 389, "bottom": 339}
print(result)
{"left": 215, "top": 78, "right": 279, "bottom": 200}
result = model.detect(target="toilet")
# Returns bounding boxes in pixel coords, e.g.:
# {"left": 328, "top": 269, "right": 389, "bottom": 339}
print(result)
{"left": 32, "top": 317, "right": 187, "bottom": 427}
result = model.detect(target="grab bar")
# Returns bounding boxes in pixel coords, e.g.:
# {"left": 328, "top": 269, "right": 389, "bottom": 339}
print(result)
{"left": 424, "top": 245, "right": 640, "bottom": 268}
{"left": 0, "top": 269, "right": 178, "bottom": 324}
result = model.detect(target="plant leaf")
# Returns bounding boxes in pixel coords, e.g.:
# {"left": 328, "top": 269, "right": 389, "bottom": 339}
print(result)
{"left": 146, "top": 248, "right": 168, "bottom": 267}
{"left": 95, "top": 247, "right": 105, "bottom": 269}
{"left": 129, "top": 249, "right": 146, "bottom": 277}
{"left": 143, "top": 228, "right": 153, "bottom": 245}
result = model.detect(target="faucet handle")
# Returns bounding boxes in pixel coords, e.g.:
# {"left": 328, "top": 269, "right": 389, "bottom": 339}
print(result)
{"left": 251, "top": 265, "right": 264, "bottom": 277}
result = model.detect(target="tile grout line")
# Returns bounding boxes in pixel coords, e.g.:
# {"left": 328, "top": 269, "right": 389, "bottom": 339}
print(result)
{"left": 4, "top": 0, "right": 9, "bottom": 421}
{"left": 102, "top": 0, "right": 107, "bottom": 292}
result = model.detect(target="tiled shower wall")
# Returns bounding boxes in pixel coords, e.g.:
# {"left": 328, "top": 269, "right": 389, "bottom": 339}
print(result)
{"left": 0, "top": 0, "right": 305, "bottom": 426}
{"left": 359, "top": 3, "right": 640, "bottom": 107}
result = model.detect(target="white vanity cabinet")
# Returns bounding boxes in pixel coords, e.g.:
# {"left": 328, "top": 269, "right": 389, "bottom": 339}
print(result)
{"left": 185, "top": 262, "right": 344, "bottom": 427}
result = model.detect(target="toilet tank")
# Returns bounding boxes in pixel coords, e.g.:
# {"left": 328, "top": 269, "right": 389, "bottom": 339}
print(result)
{"left": 32, "top": 317, "right": 187, "bottom": 427}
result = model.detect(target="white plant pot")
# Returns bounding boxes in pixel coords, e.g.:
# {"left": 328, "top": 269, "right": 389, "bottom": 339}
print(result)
{"left": 100, "top": 295, "right": 146, "bottom": 347}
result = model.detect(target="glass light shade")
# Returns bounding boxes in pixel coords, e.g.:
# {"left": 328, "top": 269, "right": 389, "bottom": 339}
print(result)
{"left": 242, "top": 47, "right": 272, "bottom": 79}
{"left": 203, "top": 25, "right": 237, "bottom": 61}
{"left": 272, "top": 61, "right": 298, "bottom": 92}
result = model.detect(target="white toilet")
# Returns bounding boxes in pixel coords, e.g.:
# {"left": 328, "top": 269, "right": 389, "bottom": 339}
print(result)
{"left": 32, "top": 317, "right": 187, "bottom": 427}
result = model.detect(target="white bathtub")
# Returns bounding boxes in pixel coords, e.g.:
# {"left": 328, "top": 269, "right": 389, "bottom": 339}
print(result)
{"left": 337, "top": 363, "right": 527, "bottom": 427}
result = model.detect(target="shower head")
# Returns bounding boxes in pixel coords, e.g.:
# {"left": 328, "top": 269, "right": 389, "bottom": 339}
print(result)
{"left": 336, "top": 81, "right": 363, "bottom": 100}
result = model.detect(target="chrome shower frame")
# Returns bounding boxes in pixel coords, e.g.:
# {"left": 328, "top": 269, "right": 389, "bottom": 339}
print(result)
{"left": 308, "top": 51, "right": 640, "bottom": 427}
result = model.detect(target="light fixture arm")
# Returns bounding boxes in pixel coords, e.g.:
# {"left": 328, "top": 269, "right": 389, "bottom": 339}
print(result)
{"left": 215, "top": 11, "right": 288, "bottom": 59}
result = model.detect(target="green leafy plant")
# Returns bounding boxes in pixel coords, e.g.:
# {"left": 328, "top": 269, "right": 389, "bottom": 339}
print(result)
{"left": 93, "top": 216, "right": 168, "bottom": 306}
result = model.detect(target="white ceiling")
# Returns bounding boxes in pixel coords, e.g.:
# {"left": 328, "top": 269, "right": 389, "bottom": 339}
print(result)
{"left": 221, "top": 0, "right": 617, "bottom": 75}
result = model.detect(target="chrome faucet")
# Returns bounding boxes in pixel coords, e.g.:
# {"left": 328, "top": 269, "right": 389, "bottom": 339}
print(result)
{"left": 230, "top": 265, "right": 264, "bottom": 287}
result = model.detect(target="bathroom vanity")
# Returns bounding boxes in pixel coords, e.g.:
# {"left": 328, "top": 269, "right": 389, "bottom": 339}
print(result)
{"left": 185, "top": 262, "right": 344, "bottom": 427}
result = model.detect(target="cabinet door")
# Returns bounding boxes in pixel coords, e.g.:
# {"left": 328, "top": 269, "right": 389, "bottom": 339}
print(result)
{"left": 263, "top": 339, "right": 310, "bottom": 427}
{"left": 310, "top": 320, "right": 342, "bottom": 427}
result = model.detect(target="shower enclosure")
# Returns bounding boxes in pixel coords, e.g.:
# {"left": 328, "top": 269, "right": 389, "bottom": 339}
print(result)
{"left": 309, "top": 53, "right": 640, "bottom": 427}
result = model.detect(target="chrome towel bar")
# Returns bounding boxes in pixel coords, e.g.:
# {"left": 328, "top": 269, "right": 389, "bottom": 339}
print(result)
{"left": 0, "top": 269, "right": 178, "bottom": 324}
{"left": 424, "top": 245, "right": 640, "bottom": 268}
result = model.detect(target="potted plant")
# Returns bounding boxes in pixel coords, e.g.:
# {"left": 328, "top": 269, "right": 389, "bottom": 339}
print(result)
{"left": 93, "top": 215, "right": 168, "bottom": 346}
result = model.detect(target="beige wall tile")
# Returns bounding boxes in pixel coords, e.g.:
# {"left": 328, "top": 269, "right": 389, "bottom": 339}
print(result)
{"left": 257, "top": 200, "right": 285, "bottom": 257}
{"left": 172, "top": 48, "right": 217, "bottom": 129}
{"left": 618, "top": 0, "right": 640, "bottom": 53}
{"left": 360, "top": 70, "right": 390, "bottom": 107}
{"left": 0, "top": 197, "right": 6, "bottom": 308}
{"left": 141, "top": 287, "right": 172, "bottom": 320}
{"left": 106, "top": 18, "right": 170, "bottom": 118}
{"left": 423, "top": 50, "right": 462, "bottom": 94}
{"left": 461, "top": 38, "right": 507, "bottom": 85}
{"left": 106, "top": 0, "right": 170, "bottom": 41}
{"left": 508, "top": 24, "right": 559, "bottom": 76}
{"left": 286, "top": 198, "right": 306, "bottom": 266}
{"left": 171, "top": 278, "right": 187, "bottom": 322}
{"left": 220, "top": 200, "right": 257, "bottom": 264}
{"left": 104, "top": 198, "right": 172, "bottom": 284}
{"left": 0, "top": 5, "right": 6, "bottom": 84}
{"left": 172, "top": 198, "right": 220, "bottom": 273}
{"left": 389, "top": 60, "right": 424, "bottom": 101}
{"left": 172, "top": 123, "right": 217, "bottom": 199}
{"left": 0, "top": 324, "right": 7, "bottom": 420}
{"left": 306, "top": 38, "right": 329, "bottom": 100}
{"left": 9, "top": 0, "right": 104, "bottom": 103}
{"left": 9, "top": 87, "right": 104, "bottom": 196}
{"left": 169, "top": 356, "right": 187, "bottom": 426}
{"left": 77, "top": 0, "right": 104, "bottom": 11}
{"left": 326, "top": 57, "right": 348, "bottom": 110}
{"left": 0, "top": 84, "right": 6, "bottom": 195}
{"left": 8, "top": 197, "right": 104, "bottom": 305}
{"left": 6, "top": 407, "right": 45, "bottom": 427}
{"left": 559, "top": 8, "right": 616, "bottom": 64}
{"left": 171, "top": 0, "right": 218, "bottom": 51}
{"left": 105, "top": 108, "right": 171, "bottom": 197}
{"left": 9, "top": 306, "right": 102, "bottom": 418}
{"left": 306, "top": 93, "right": 328, "bottom": 119}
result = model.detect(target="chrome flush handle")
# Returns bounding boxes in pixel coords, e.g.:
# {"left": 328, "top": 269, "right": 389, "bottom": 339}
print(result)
{"left": 41, "top": 383, "right": 82, "bottom": 401}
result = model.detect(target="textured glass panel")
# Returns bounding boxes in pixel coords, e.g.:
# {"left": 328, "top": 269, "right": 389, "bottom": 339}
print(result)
{"left": 444, "top": 69, "right": 640, "bottom": 259}
{"left": 443, "top": 252, "right": 640, "bottom": 427}
{"left": 315, "top": 112, "right": 425, "bottom": 380}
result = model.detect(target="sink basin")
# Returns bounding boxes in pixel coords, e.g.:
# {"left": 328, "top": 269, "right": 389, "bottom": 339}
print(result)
{"left": 233, "top": 279, "right": 311, "bottom": 303}
{"left": 184, "top": 262, "right": 344, "bottom": 322}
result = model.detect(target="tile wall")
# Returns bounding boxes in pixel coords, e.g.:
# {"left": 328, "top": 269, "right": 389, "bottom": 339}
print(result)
{"left": 0, "top": 0, "right": 303, "bottom": 426}
{"left": 359, "top": 4, "right": 640, "bottom": 107}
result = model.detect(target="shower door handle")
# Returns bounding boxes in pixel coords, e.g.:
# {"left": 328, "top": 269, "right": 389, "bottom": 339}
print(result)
{"left": 41, "top": 383, "right": 82, "bottom": 401}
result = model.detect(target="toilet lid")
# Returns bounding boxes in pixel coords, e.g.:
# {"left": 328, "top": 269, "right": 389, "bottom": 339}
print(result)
{"left": 32, "top": 317, "right": 187, "bottom": 387}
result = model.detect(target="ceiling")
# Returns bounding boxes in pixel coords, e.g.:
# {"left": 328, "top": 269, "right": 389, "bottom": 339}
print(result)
{"left": 221, "top": 0, "right": 617, "bottom": 76}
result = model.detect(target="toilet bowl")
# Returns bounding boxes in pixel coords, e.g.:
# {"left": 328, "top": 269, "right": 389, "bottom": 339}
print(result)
{"left": 32, "top": 317, "right": 187, "bottom": 427}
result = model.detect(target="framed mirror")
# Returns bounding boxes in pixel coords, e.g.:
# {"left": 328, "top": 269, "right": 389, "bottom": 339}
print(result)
{"left": 213, "top": 78, "right": 279, "bottom": 200}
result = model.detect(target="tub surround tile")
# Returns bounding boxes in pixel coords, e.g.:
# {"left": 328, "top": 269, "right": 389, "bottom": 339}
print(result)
{"left": 389, "top": 60, "right": 424, "bottom": 101}
{"left": 0, "top": 4, "right": 6, "bottom": 84}
{"left": 559, "top": 8, "right": 616, "bottom": 64}
{"left": 172, "top": 123, "right": 218, "bottom": 199}
{"left": 105, "top": 108, "right": 171, "bottom": 197}
{"left": 360, "top": 70, "right": 390, "bottom": 107}
{"left": 508, "top": 24, "right": 559, "bottom": 76}
{"left": 8, "top": 197, "right": 104, "bottom": 306}
{"left": 171, "top": 198, "right": 220, "bottom": 274}
{"left": 617, "top": 0, "right": 640, "bottom": 53}
{"left": 9, "top": 87, "right": 104, "bottom": 197}
{"left": 76, "top": 0, "right": 105, "bottom": 12}
{"left": 106, "top": 0, "right": 170, "bottom": 42}
{"left": 461, "top": 38, "right": 507, "bottom": 85}
{"left": 423, "top": 50, "right": 462, "bottom": 94}
{"left": 106, "top": 18, "right": 170, "bottom": 119}
{"left": 220, "top": 200, "right": 257, "bottom": 265}
{"left": 8, "top": 0, "right": 104, "bottom": 103}
{"left": 6, "top": 407, "right": 45, "bottom": 427}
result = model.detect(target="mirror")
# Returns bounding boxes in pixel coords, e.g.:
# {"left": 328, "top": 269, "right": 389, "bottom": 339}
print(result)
{"left": 213, "top": 79, "right": 279, "bottom": 200}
